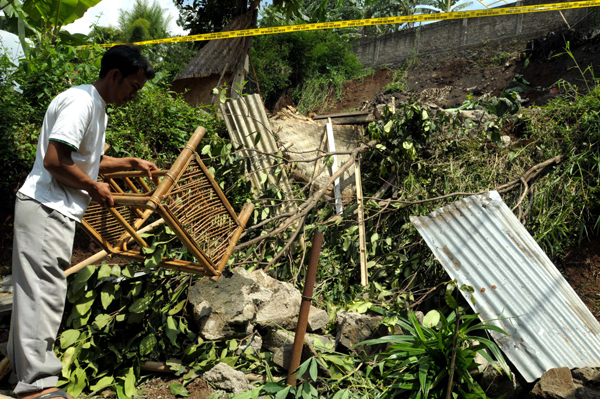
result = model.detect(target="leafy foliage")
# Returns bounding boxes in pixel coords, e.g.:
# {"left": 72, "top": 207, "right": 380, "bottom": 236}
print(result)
{"left": 250, "top": 29, "right": 364, "bottom": 112}
{"left": 116, "top": 0, "right": 173, "bottom": 43}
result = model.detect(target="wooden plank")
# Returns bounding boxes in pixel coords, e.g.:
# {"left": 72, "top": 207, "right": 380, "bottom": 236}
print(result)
{"left": 355, "top": 157, "right": 368, "bottom": 287}
{"left": 326, "top": 119, "right": 343, "bottom": 215}
{"left": 313, "top": 110, "right": 371, "bottom": 119}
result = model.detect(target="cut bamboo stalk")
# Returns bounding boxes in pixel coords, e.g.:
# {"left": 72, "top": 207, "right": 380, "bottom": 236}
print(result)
{"left": 0, "top": 357, "right": 11, "bottom": 380}
{"left": 326, "top": 118, "right": 343, "bottom": 215}
{"left": 355, "top": 156, "right": 368, "bottom": 287}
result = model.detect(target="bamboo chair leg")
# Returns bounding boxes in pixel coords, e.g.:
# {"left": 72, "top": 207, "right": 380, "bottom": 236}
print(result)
{"left": 67, "top": 219, "right": 166, "bottom": 276}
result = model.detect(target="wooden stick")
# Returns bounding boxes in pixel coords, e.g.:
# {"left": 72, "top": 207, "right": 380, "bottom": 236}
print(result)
{"left": 355, "top": 156, "right": 368, "bottom": 287}
{"left": 0, "top": 357, "right": 11, "bottom": 381}
{"left": 326, "top": 118, "right": 343, "bottom": 215}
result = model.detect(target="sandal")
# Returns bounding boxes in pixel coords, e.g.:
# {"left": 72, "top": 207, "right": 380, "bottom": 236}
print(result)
{"left": 30, "top": 389, "right": 70, "bottom": 399}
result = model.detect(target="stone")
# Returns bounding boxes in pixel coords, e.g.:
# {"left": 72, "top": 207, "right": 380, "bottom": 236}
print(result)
{"left": 468, "top": 341, "right": 490, "bottom": 377}
{"left": 530, "top": 367, "right": 576, "bottom": 399}
{"left": 203, "top": 362, "right": 250, "bottom": 394}
{"left": 264, "top": 329, "right": 335, "bottom": 370}
{"left": 500, "top": 135, "right": 511, "bottom": 147}
{"left": 307, "top": 306, "right": 329, "bottom": 332}
{"left": 414, "top": 311, "right": 424, "bottom": 326}
{"left": 335, "top": 311, "right": 384, "bottom": 353}
{"left": 188, "top": 267, "right": 303, "bottom": 339}
{"left": 480, "top": 366, "right": 521, "bottom": 399}
{"left": 572, "top": 367, "right": 600, "bottom": 385}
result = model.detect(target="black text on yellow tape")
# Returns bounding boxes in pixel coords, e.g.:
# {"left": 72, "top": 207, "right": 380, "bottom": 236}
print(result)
{"left": 95, "top": 0, "right": 600, "bottom": 47}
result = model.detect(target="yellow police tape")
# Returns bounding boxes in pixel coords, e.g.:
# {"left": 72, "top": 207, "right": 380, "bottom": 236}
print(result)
{"left": 96, "top": 0, "right": 600, "bottom": 47}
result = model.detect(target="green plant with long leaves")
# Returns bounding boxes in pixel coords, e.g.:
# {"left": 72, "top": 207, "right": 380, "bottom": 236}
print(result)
{"left": 358, "top": 310, "right": 510, "bottom": 398}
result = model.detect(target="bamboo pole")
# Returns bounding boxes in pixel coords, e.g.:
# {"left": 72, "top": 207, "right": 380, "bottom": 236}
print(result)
{"left": 355, "top": 156, "right": 368, "bottom": 287}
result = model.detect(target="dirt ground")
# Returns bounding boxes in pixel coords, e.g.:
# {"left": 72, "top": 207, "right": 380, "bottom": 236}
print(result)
{"left": 327, "top": 30, "right": 600, "bottom": 114}
{"left": 561, "top": 237, "right": 600, "bottom": 323}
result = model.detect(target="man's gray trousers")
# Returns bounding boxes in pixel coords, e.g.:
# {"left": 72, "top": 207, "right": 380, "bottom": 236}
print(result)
{"left": 8, "top": 195, "right": 75, "bottom": 394}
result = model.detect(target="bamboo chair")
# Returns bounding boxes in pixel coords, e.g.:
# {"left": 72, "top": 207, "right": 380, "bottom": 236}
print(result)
{"left": 77, "top": 126, "right": 254, "bottom": 279}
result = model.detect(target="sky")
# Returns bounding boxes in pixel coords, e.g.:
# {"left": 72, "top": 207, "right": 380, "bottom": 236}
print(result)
{"left": 64, "top": 0, "right": 189, "bottom": 36}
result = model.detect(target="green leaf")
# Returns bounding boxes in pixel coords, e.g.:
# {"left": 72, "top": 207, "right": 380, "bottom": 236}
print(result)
{"left": 101, "top": 282, "right": 115, "bottom": 310}
{"left": 129, "top": 296, "right": 152, "bottom": 313}
{"left": 260, "top": 173, "right": 268, "bottom": 185}
{"left": 60, "top": 329, "right": 81, "bottom": 349}
{"left": 219, "top": 88, "right": 227, "bottom": 104}
{"left": 168, "top": 300, "right": 186, "bottom": 315}
{"left": 169, "top": 383, "right": 190, "bottom": 397}
{"left": 201, "top": 144, "right": 211, "bottom": 155}
{"left": 68, "top": 367, "right": 87, "bottom": 398}
{"left": 93, "top": 314, "right": 112, "bottom": 330}
{"left": 75, "top": 290, "right": 96, "bottom": 316}
{"left": 72, "top": 265, "right": 95, "bottom": 294}
{"left": 262, "top": 382, "right": 285, "bottom": 393}
{"left": 274, "top": 385, "right": 291, "bottom": 399}
{"left": 140, "top": 334, "right": 157, "bottom": 356}
{"left": 384, "top": 120, "right": 394, "bottom": 133}
{"left": 98, "top": 263, "right": 113, "bottom": 280}
{"left": 370, "top": 233, "right": 379, "bottom": 244}
{"left": 122, "top": 264, "right": 134, "bottom": 278}
{"left": 123, "top": 367, "right": 136, "bottom": 397}
{"left": 446, "top": 294, "right": 458, "bottom": 309}
{"left": 111, "top": 265, "right": 122, "bottom": 277}
{"left": 308, "top": 358, "right": 318, "bottom": 381}
{"left": 166, "top": 316, "right": 179, "bottom": 346}
{"left": 422, "top": 310, "right": 440, "bottom": 328}
{"left": 61, "top": 346, "right": 77, "bottom": 378}
{"left": 90, "top": 376, "right": 114, "bottom": 392}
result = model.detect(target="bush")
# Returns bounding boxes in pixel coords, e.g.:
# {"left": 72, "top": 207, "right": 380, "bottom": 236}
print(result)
{"left": 250, "top": 30, "right": 364, "bottom": 113}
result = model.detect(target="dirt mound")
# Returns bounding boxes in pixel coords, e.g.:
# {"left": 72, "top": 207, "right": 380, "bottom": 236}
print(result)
{"left": 326, "top": 29, "right": 600, "bottom": 114}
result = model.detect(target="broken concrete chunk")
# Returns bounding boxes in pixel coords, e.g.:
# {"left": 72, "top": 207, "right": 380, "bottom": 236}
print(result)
{"left": 530, "top": 367, "right": 576, "bottom": 399}
{"left": 265, "top": 329, "right": 335, "bottom": 370}
{"left": 236, "top": 334, "right": 263, "bottom": 355}
{"left": 335, "top": 311, "right": 384, "bottom": 353}
{"left": 307, "top": 306, "right": 329, "bottom": 332}
{"left": 203, "top": 362, "right": 250, "bottom": 394}
{"left": 572, "top": 367, "right": 600, "bottom": 385}
{"left": 189, "top": 267, "right": 305, "bottom": 339}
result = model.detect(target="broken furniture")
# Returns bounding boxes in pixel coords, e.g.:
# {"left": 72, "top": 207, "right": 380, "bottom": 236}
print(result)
{"left": 75, "top": 126, "right": 254, "bottom": 279}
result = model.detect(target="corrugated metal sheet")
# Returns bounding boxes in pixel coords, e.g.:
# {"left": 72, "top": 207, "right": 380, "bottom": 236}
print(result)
{"left": 174, "top": 12, "right": 253, "bottom": 81}
{"left": 410, "top": 191, "right": 600, "bottom": 382}
{"left": 220, "top": 94, "right": 296, "bottom": 214}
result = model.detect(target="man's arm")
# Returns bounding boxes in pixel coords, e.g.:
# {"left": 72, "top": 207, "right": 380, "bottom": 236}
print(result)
{"left": 44, "top": 141, "right": 114, "bottom": 207}
{"left": 99, "top": 155, "right": 159, "bottom": 180}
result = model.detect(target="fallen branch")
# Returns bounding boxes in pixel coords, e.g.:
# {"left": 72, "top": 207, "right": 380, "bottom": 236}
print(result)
{"left": 234, "top": 141, "right": 376, "bottom": 250}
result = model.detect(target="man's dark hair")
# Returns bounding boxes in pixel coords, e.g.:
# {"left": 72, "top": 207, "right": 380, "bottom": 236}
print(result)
{"left": 99, "top": 45, "right": 155, "bottom": 80}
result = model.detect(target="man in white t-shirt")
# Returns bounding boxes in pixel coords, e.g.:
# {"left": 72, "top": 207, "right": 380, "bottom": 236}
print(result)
{"left": 8, "top": 45, "right": 159, "bottom": 399}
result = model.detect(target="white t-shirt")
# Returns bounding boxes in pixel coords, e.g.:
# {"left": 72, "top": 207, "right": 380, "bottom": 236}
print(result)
{"left": 19, "top": 84, "right": 107, "bottom": 222}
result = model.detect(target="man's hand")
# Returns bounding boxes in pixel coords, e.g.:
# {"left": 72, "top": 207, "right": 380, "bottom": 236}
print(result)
{"left": 88, "top": 181, "right": 114, "bottom": 207}
{"left": 132, "top": 158, "right": 159, "bottom": 184}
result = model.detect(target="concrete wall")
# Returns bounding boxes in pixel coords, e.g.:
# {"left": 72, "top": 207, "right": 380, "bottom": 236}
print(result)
{"left": 354, "top": 0, "right": 592, "bottom": 67}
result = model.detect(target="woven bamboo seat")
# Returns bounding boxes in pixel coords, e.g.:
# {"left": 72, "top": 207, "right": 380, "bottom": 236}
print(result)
{"left": 79, "top": 126, "right": 254, "bottom": 278}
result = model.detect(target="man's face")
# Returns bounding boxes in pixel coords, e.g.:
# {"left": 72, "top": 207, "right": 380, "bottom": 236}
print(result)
{"left": 110, "top": 68, "right": 148, "bottom": 106}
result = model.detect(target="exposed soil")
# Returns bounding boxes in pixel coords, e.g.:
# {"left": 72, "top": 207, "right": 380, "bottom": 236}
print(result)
{"left": 130, "top": 376, "right": 214, "bottom": 399}
{"left": 327, "top": 30, "right": 600, "bottom": 114}
{"left": 561, "top": 237, "right": 600, "bottom": 323}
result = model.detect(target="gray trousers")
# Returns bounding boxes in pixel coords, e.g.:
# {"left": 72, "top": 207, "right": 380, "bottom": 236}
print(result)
{"left": 8, "top": 195, "right": 75, "bottom": 394}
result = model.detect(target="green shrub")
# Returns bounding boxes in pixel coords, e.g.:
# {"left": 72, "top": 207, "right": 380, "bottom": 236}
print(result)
{"left": 250, "top": 30, "right": 364, "bottom": 113}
